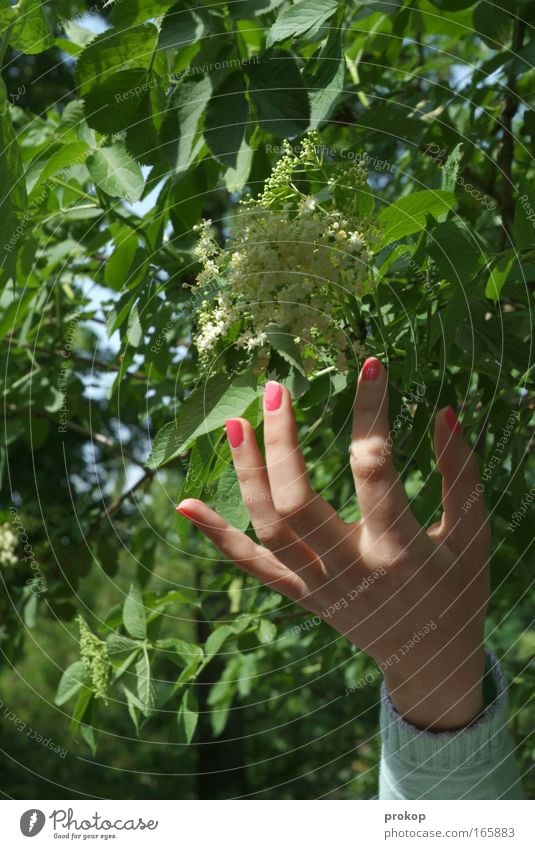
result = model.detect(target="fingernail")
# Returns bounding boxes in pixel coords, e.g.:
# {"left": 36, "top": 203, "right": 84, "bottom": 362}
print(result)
{"left": 176, "top": 502, "right": 195, "bottom": 521}
{"left": 225, "top": 418, "right": 244, "bottom": 448}
{"left": 264, "top": 381, "right": 283, "bottom": 411}
{"left": 445, "top": 406, "right": 462, "bottom": 434}
{"left": 361, "top": 357, "right": 381, "bottom": 381}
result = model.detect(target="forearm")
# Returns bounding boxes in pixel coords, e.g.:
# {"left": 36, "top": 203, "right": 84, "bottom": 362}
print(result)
{"left": 378, "top": 650, "right": 524, "bottom": 800}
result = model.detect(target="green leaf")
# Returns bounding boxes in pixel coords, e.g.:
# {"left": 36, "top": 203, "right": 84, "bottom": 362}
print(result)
{"left": 96, "top": 535, "right": 119, "bottom": 577}
{"left": 136, "top": 648, "right": 155, "bottom": 715}
{"left": 265, "top": 323, "right": 306, "bottom": 373}
{"left": 176, "top": 689, "right": 198, "bottom": 744}
{"left": 229, "top": 0, "right": 286, "bottom": 18}
{"left": 0, "top": 79, "right": 28, "bottom": 282}
{"left": 224, "top": 136, "right": 254, "bottom": 192}
{"left": 428, "top": 220, "right": 483, "bottom": 283}
{"left": 430, "top": 281, "right": 479, "bottom": 356}
{"left": 149, "top": 587, "right": 199, "bottom": 608}
{"left": 104, "top": 226, "right": 139, "bottom": 290}
{"left": 107, "top": 633, "right": 142, "bottom": 655}
{"left": 210, "top": 686, "right": 235, "bottom": 737}
{"left": 80, "top": 723, "right": 97, "bottom": 756}
{"left": 61, "top": 20, "right": 96, "bottom": 49}
{"left": 237, "top": 652, "right": 257, "bottom": 697}
{"left": 429, "top": 0, "right": 478, "bottom": 9}
{"left": 124, "top": 52, "right": 168, "bottom": 165}
{"left": 204, "top": 625, "right": 234, "bottom": 662}
{"left": 367, "top": 0, "right": 404, "bottom": 12}
{"left": 205, "top": 71, "right": 249, "bottom": 167}
{"left": 0, "top": 288, "right": 35, "bottom": 339}
{"left": 123, "top": 584, "right": 147, "bottom": 640}
{"left": 111, "top": 651, "right": 143, "bottom": 686}
{"left": 159, "top": 2, "right": 212, "bottom": 50}
{"left": 87, "top": 144, "right": 145, "bottom": 203}
{"left": 473, "top": 2, "right": 513, "bottom": 48}
{"left": 126, "top": 302, "right": 144, "bottom": 347}
{"left": 411, "top": 402, "right": 433, "bottom": 479}
{"left": 26, "top": 141, "right": 90, "bottom": 199}
{"left": 175, "top": 433, "right": 215, "bottom": 540}
{"left": 113, "top": 0, "right": 176, "bottom": 27}
{"left": 377, "top": 190, "right": 455, "bottom": 246}
{"left": 22, "top": 593, "right": 38, "bottom": 630}
{"left": 156, "top": 638, "right": 203, "bottom": 666}
{"left": 83, "top": 68, "right": 151, "bottom": 135}
{"left": 485, "top": 253, "right": 515, "bottom": 302}
{"left": 440, "top": 142, "right": 463, "bottom": 193}
{"left": 213, "top": 464, "right": 250, "bottom": 530}
{"left": 69, "top": 687, "right": 93, "bottom": 737}
{"left": 207, "top": 658, "right": 240, "bottom": 705}
{"left": 147, "top": 373, "right": 259, "bottom": 469}
{"left": 122, "top": 684, "right": 146, "bottom": 713}
{"left": 267, "top": 0, "right": 339, "bottom": 47}
{"left": 160, "top": 75, "right": 212, "bottom": 173}
{"left": 0, "top": 2, "right": 16, "bottom": 31}
{"left": 174, "top": 658, "right": 203, "bottom": 688}
{"left": 76, "top": 24, "right": 159, "bottom": 96}
{"left": 246, "top": 50, "right": 310, "bottom": 137}
{"left": 9, "top": 0, "right": 54, "bottom": 54}
{"left": 257, "top": 618, "right": 277, "bottom": 644}
{"left": 513, "top": 180, "right": 535, "bottom": 250}
{"left": 512, "top": 39, "right": 535, "bottom": 75}
{"left": 228, "top": 577, "right": 243, "bottom": 614}
{"left": 55, "top": 661, "right": 89, "bottom": 706}
{"left": 304, "top": 27, "right": 345, "bottom": 130}
{"left": 123, "top": 684, "right": 142, "bottom": 733}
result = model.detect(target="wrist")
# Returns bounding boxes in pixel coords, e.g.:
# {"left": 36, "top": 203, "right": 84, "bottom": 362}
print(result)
{"left": 383, "top": 643, "right": 486, "bottom": 731}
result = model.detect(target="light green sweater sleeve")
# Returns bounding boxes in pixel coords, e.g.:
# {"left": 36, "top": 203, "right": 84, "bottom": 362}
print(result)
{"left": 379, "top": 651, "right": 524, "bottom": 800}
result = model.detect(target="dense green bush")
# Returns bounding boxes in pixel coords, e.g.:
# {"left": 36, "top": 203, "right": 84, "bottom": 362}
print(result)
{"left": 0, "top": 0, "right": 533, "bottom": 799}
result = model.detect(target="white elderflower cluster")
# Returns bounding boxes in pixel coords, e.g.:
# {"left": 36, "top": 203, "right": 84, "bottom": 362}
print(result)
{"left": 191, "top": 133, "right": 379, "bottom": 373}
{"left": 0, "top": 523, "right": 18, "bottom": 567}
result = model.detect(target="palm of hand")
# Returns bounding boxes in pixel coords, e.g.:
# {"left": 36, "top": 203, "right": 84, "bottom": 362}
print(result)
{"left": 178, "top": 359, "right": 490, "bottom": 729}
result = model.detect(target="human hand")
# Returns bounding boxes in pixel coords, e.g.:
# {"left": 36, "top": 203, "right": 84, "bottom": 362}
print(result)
{"left": 177, "top": 358, "right": 491, "bottom": 731}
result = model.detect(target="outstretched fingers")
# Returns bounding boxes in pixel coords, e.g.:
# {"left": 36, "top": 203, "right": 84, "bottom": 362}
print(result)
{"left": 224, "top": 416, "right": 323, "bottom": 585}
{"left": 262, "top": 380, "right": 356, "bottom": 567}
{"left": 350, "top": 357, "right": 421, "bottom": 544}
{"left": 433, "top": 406, "right": 490, "bottom": 549}
{"left": 176, "top": 499, "right": 309, "bottom": 602}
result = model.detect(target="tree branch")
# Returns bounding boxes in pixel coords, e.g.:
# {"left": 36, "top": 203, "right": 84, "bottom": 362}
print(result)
{"left": 4, "top": 404, "right": 145, "bottom": 468}
{"left": 86, "top": 469, "right": 155, "bottom": 539}
{"left": 3, "top": 338, "right": 149, "bottom": 381}
{"left": 463, "top": 167, "right": 501, "bottom": 205}
{"left": 54, "top": 469, "right": 155, "bottom": 579}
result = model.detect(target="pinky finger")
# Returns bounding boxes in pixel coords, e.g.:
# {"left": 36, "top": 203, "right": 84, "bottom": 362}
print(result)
{"left": 176, "top": 498, "right": 307, "bottom": 602}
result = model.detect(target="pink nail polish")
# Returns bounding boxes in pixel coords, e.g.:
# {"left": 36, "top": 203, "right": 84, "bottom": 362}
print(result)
{"left": 225, "top": 418, "right": 244, "bottom": 448}
{"left": 264, "top": 381, "right": 283, "bottom": 411}
{"left": 445, "top": 406, "right": 462, "bottom": 434}
{"left": 361, "top": 357, "right": 381, "bottom": 381}
{"left": 176, "top": 503, "right": 196, "bottom": 521}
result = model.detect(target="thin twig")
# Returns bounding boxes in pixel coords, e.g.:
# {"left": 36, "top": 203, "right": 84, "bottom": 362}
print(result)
{"left": 4, "top": 404, "right": 145, "bottom": 467}
{"left": 3, "top": 338, "right": 149, "bottom": 381}
{"left": 463, "top": 167, "right": 501, "bottom": 206}
{"left": 86, "top": 469, "right": 155, "bottom": 539}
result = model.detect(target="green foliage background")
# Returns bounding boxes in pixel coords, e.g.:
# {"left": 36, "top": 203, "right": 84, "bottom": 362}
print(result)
{"left": 0, "top": 0, "right": 533, "bottom": 799}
